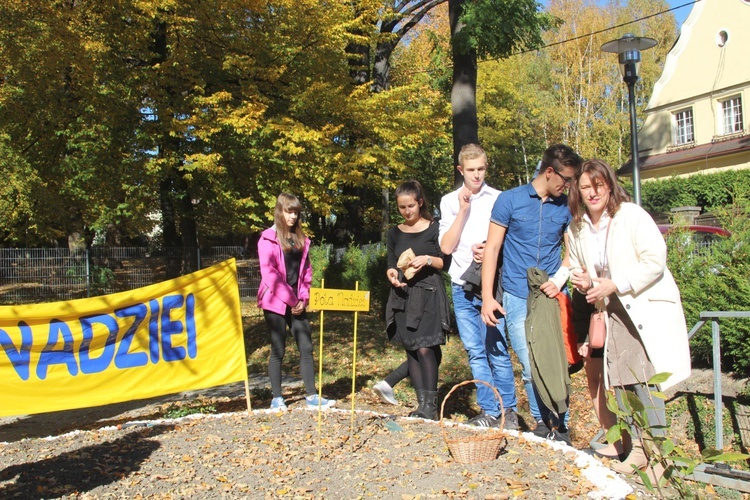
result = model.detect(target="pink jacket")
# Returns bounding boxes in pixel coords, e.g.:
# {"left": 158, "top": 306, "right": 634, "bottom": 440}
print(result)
{"left": 256, "top": 227, "right": 313, "bottom": 315}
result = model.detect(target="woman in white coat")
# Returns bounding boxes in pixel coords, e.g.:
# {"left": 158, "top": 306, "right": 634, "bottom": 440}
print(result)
{"left": 567, "top": 159, "right": 691, "bottom": 477}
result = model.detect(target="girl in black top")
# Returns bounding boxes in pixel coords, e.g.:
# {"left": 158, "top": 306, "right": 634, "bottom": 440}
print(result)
{"left": 385, "top": 180, "right": 450, "bottom": 420}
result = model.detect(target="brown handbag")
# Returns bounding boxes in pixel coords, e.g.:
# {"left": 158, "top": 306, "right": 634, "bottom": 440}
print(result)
{"left": 588, "top": 221, "right": 610, "bottom": 349}
{"left": 588, "top": 308, "right": 607, "bottom": 349}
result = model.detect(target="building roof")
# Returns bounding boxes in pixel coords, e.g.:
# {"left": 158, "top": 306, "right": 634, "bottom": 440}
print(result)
{"left": 619, "top": 134, "right": 750, "bottom": 175}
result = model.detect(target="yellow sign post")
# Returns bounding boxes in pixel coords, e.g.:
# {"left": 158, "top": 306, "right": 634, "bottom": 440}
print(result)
{"left": 309, "top": 288, "right": 370, "bottom": 312}
{"left": 309, "top": 283, "right": 370, "bottom": 450}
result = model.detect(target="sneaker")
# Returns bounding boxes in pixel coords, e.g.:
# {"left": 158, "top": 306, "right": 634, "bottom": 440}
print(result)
{"left": 503, "top": 408, "right": 519, "bottom": 431}
{"left": 305, "top": 394, "right": 336, "bottom": 409}
{"left": 270, "top": 396, "right": 287, "bottom": 410}
{"left": 372, "top": 380, "right": 399, "bottom": 405}
{"left": 547, "top": 428, "right": 572, "bottom": 446}
{"left": 532, "top": 419, "right": 572, "bottom": 446}
{"left": 468, "top": 412, "right": 500, "bottom": 428}
{"left": 532, "top": 419, "right": 551, "bottom": 438}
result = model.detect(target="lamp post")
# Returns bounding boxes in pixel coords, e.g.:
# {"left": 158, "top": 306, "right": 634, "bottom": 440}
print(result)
{"left": 601, "top": 33, "right": 657, "bottom": 206}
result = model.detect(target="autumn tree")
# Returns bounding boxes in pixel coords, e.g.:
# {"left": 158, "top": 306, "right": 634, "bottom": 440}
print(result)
{"left": 475, "top": 0, "right": 677, "bottom": 183}
{"left": 0, "top": 0, "right": 448, "bottom": 254}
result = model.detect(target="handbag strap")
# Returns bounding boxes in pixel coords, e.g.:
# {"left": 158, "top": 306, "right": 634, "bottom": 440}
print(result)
{"left": 601, "top": 217, "right": 611, "bottom": 275}
{"left": 595, "top": 218, "right": 612, "bottom": 313}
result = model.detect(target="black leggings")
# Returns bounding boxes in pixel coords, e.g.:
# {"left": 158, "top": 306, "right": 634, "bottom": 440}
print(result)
{"left": 264, "top": 309, "right": 316, "bottom": 398}
{"left": 385, "top": 349, "right": 443, "bottom": 389}
{"left": 406, "top": 345, "right": 442, "bottom": 392}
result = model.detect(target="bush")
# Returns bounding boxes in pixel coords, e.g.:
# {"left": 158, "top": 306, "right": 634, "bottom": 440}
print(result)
{"left": 309, "top": 241, "right": 451, "bottom": 321}
{"left": 667, "top": 197, "right": 750, "bottom": 375}
{"left": 641, "top": 170, "right": 750, "bottom": 214}
{"left": 309, "top": 241, "right": 389, "bottom": 313}
{"left": 308, "top": 243, "right": 331, "bottom": 288}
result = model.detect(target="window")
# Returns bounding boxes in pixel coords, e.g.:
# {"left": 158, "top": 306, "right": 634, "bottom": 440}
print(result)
{"left": 716, "top": 30, "right": 729, "bottom": 47}
{"left": 721, "top": 97, "right": 743, "bottom": 135}
{"left": 674, "top": 109, "right": 694, "bottom": 145}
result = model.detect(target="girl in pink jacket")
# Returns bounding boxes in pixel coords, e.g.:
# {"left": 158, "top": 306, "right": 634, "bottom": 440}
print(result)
{"left": 257, "top": 193, "right": 335, "bottom": 410}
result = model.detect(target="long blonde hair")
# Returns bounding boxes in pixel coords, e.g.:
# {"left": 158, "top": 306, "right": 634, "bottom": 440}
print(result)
{"left": 273, "top": 193, "right": 306, "bottom": 252}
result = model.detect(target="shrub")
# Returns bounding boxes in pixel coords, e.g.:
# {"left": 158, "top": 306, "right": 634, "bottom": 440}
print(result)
{"left": 668, "top": 196, "right": 750, "bottom": 374}
{"left": 308, "top": 241, "right": 389, "bottom": 313}
{"left": 308, "top": 243, "right": 331, "bottom": 288}
{"left": 340, "top": 242, "right": 375, "bottom": 290}
{"left": 641, "top": 170, "right": 750, "bottom": 214}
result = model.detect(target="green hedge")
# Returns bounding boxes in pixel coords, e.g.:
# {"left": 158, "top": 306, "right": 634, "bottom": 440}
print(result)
{"left": 641, "top": 170, "right": 750, "bottom": 214}
{"left": 666, "top": 199, "right": 750, "bottom": 375}
{"left": 309, "top": 242, "right": 390, "bottom": 314}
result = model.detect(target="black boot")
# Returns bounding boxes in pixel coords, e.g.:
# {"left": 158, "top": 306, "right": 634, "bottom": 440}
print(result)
{"left": 409, "top": 389, "right": 426, "bottom": 417}
{"left": 412, "top": 390, "right": 438, "bottom": 420}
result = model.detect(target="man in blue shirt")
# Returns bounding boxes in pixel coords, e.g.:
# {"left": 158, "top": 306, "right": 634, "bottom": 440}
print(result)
{"left": 480, "top": 144, "right": 581, "bottom": 441}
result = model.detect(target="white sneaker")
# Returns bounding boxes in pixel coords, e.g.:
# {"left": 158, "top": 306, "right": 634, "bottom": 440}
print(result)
{"left": 270, "top": 396, "right": 287, "bottom": 411}
{"left": 305, "top": 394, "right": 336, "bottom": 409}
{"left": 372, "top": 380, "right": 399, "bottom": 405}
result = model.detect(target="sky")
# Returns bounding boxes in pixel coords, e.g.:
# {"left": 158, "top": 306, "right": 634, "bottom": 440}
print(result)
{"left": 538, "top": 0, "right": 698, "bottom": 31}
{"left": 667, "top": 0, "right": 696, "bottom": 29}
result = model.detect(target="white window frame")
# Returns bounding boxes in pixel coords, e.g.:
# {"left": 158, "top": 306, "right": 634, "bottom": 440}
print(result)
{"left": 719, "top": 96, "right": 743, "bottom": 135}
{"left": 673, "top": 108, "right": 694, "bottom": 145}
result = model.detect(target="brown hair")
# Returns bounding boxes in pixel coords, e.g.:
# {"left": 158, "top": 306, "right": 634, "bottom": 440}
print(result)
{"left": 395, "top": 180, "right": 433, "bottom": 221}
{"left": 568, "top": 158, "right": 631, "bottom": 223}
{"left": 273, "top": 193, "right": 306, "bottom": 252}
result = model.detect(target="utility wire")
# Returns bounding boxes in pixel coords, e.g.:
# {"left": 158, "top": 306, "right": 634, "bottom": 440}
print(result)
{"left": 396, "top": 0, "right": 700, "bottom": 76}
{"left": 506, "top": 0, "right": 700, "bottom": 58}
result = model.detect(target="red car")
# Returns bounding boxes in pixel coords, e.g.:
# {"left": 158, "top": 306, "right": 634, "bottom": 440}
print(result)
{"left": 657, "top": 224, "right": 731, "bottom": 253}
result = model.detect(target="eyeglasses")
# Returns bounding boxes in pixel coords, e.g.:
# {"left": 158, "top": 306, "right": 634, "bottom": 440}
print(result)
{"left": 551, "top": 169, "right": 573, "bottom": 185}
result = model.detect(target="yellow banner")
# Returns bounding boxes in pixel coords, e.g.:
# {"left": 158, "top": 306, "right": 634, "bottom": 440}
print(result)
{"left": 0, "top": 259, "right": 247, "bottom": 417}
{"left": 309, "top": 288, "right": 370, "bottom": 312}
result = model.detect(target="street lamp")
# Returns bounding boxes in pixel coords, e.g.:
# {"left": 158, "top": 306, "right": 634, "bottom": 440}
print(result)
{"left": 601, "top": 33, "right": 657, "bottom": 206}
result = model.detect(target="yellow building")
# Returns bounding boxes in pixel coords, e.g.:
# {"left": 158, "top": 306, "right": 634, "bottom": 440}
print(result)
{"left": 625, "top": 0, "right": 750, "bottom": 180}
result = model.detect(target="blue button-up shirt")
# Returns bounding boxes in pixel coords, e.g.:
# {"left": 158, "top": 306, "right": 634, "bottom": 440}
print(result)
{"left": 490, "top": 183, "right": 571, "bottom": 298}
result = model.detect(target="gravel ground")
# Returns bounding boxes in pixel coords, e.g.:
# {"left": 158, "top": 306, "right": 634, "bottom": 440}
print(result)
{"left": 0, "top": 399, "right": 642, "bottom": 499}
{"left": 7, "top": 367, "right": 734, "bottom": 498}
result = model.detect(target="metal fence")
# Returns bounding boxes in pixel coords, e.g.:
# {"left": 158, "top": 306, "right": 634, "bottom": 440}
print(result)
{"left": 0, "top": 246, "right": 260, "bottom": 305}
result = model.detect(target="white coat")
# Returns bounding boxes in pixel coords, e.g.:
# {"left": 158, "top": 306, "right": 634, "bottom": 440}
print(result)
{"left": 567, "top": 202, "right": 691, "bottom": 390}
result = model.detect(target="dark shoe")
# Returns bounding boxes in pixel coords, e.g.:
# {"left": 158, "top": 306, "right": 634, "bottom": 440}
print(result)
{"left": 547, "top": 428, "right": 572, "bottom": 446}
{"left": 503, "top": 408, "right": 519, "bottom": 431}
{"left": 532, "top": 419, "right": 550, "bottom": 437}
{"left": 469, "top": 411, "right": 500, "bottom": 428}
{"left": 411, "top": 390, "right": 438, "bottom": 420}
{"left": 534, "top": 419, "right": 572, "bottom": 446}
{"left": 409, "top": 389, "right": 426, "bottom": 418}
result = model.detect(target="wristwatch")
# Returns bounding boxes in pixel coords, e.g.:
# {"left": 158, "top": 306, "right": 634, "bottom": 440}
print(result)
{"left": 426, "top": 257, "right": 432, "bottom": 267}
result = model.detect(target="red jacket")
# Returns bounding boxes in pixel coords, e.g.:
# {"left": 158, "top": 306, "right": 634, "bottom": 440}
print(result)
{"left": 256, "top": 227, "right": 312, "bottom": 315}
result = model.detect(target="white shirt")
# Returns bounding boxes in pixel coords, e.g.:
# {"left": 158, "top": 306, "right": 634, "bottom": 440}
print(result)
{"left": 581, "top": 211, "right": 631, "bottom": 294}
{"left": 438, "top": 183, "right": 501, "bottom": 285}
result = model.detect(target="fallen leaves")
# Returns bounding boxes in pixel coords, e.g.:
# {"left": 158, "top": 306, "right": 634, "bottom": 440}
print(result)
{"left": 0, "top": 410, "right": 613, "bottom": 498}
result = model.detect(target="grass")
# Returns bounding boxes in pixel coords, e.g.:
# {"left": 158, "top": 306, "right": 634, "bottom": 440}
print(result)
{"left": 242, "top": 301, "right": 575, "bottom": 430}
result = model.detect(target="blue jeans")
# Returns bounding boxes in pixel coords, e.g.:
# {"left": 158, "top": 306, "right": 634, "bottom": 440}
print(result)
{"left": 503, "top": 291, "right": 541, "bottom": 421}
{"left": 453, "top": 285, "right": 516, "bottom": 416}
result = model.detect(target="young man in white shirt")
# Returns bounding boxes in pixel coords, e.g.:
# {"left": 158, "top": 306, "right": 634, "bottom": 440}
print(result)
{"left": 439, "top": 143, "right": 518, "bottom": 429}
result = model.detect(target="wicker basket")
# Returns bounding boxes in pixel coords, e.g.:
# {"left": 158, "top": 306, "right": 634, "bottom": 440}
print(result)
{"left": 440, "top": 379, "right": 506, "bottom": 464}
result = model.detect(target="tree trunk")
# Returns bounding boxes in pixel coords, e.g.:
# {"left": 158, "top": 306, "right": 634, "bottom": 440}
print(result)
{"left": 449, "top": 0, "right": 479, "bottom": 188}
{"left": 159, "top": 176, "right": 182, "bottom": 279}
{"left": 178, "top": 179, "right": 199, "bottom": 275}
